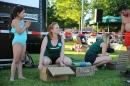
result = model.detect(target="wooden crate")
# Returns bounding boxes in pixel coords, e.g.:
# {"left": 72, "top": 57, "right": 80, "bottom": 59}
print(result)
{"left": 106, "top": 62, "right": 126, "bottom": 70}
{"left": 70, "top": 66, "right": 95, "bottom": 77}
{"left": 106, "top": 51, "right": 128, "bottom": 70}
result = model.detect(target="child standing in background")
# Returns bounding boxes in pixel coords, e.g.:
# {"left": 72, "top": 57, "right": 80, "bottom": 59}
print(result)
{"left": 9, "top": 6, "right": 31, "bottom": 81}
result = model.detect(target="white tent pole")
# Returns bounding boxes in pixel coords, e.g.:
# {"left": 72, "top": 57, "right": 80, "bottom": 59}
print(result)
{"left": 108, "top": 23, "right": 109, "bottom": 33}
{"left": 97, "top": 22, "right": 98, "bottom": 34}
{"left": 80, "top": 0, "right": 84, "bottom": 34}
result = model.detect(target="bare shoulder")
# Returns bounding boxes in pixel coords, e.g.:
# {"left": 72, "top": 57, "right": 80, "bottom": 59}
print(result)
{"left": 121, "top": 16, "right": 126, "bottom": 23}
{"left": 12, "top": 19, "right": 18, "bottom": 24}
{"left": 100, "top": 42, "right": 106, "bottom": 47}
{"left": 59, "top": 35, "right": 64, "bottom": 44}
{"left": 61, "top": 35, "right": 64, "bottom": 41}
{"left": 61, "top": 35, "right": 64, "bottom": 39}
{"left": 41, "top": 36, "right": 48, "bottom": 44}
{"left": 43, "top": 36, "right": 47, "bottom": 41}
{"left": 12, "top": 19, "right": 19, "bottom": 26}
{"left": 121, "top": 15, "right": 125, "bottom": 18}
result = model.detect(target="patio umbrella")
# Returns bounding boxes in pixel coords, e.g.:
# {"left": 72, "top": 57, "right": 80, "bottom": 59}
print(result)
{"left": 89, "top": 16, "right": 122, "bottom": 32}
{"left": 103, "top": 16, "right": 122, "bottom": 32}
{"left": 103, "top": 16, "right": 122, "bottom": 23}
{"left": 89, "top": 16, "right": 122, "bottom": 24}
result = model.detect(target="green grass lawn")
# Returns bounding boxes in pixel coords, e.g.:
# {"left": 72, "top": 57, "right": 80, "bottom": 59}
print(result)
{"left": 0, "top": 42, "right": 130, "bottom": 86}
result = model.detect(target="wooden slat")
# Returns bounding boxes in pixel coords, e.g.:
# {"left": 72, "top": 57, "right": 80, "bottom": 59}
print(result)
{"left": 117, "top": 51, "right": 128, "bottom": 64}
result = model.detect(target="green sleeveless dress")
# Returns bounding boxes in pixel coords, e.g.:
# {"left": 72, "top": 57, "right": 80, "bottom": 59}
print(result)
{"left": 84, "top": 40, "right": 104, "bottom": 64}
{"left": 44, "top": 35, "right": 62, "bottom": 64}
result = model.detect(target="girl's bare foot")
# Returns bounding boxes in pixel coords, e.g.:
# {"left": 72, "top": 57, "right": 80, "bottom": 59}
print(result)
{"left": 10, "top": 78, "right": 14, "bottom": 81}
{"left": 18, "top": 76, "right": 26, "bottom": 79}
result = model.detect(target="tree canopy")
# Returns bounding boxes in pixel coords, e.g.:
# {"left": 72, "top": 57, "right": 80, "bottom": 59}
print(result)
{"left": 46, "top": 0, "right": 130, "bottom": 31}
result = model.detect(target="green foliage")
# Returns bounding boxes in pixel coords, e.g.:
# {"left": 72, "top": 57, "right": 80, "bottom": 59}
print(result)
{"left": 47, "top": 0, "right": 130, "bottom": 30}
{"left": 87, "top": 0, "right": 130, "bottom": 32}
{"left": 47, "top": 0, "right": 90, "bottom": 29}
{"left": 55, "top": 0, "right": 89, "bottom": 24}
{"left": 85, "top": 18, "right": 92, "bottom": 25}
{"left": 89, "top": 0, "right": 130, "bottom": 18}
{"left": 47, "top": 5, "right": 57, "bottom": 25}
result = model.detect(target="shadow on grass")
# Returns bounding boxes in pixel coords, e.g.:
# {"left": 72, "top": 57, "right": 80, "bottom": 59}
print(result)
{"left": 65, "top": 54, "right": 85, "bottom": 62}
{"left": 110, "top": 50, "right": 127, "bottom": 55}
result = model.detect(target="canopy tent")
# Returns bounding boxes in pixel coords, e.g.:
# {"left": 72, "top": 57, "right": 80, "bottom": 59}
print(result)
{"left": 89, "top": 16, "right": 122, "bottom": 24}
{"left": 103, "top": 16, "right": 122, "bottom": 23}
{"left": 89, "top": 16, "right": 122, "bottom": 32}
{"left": 82, "top": 27, "right": 96, "bottom": 32}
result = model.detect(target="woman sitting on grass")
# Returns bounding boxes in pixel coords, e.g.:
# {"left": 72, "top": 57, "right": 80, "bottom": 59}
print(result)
{"left": 84, "top": 34, "right": 112, "bottom": 68}
{"left": 38, "top": 22, "right": 72, "bottom": 70}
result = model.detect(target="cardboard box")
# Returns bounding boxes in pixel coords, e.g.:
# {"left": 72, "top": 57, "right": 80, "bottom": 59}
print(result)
{"left": 40, "top": 64, "right": 75, "bottom": 82}
{"left": 70, "top": 66, "right": 95, "bottom": 77}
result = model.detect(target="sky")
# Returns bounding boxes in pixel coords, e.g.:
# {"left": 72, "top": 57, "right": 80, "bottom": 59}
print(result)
{"left": 84, "top": 0, "right": 91, "bottom": 20}
{"left": 1, "top": 0, "right": 91, "bottom": 22}
{"left": 0, "top": 0, "right": 39, "bottom": 8}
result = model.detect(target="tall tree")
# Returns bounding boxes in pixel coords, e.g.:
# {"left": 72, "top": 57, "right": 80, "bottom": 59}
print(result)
{"left": 54, "top": 0, "right": 89, "bottom": 24}
{"left": 89, "top": 0, "right": 130, "bottom": 18}
{"left": 88, "top": 0, "right": 130, "bottom": 32}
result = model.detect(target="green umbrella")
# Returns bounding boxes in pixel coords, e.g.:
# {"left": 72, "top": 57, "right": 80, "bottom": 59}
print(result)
{"left": 89, "top": 16, "right": 122, "bottom": 32}
{"left": 89, "top": 16, "right": 122, "bottom": 24}
{"left": 103, "top": 16, "right": 122, "bottom": 23}
{"left": 102, "top": 16, "right": 122, "bottom": 32}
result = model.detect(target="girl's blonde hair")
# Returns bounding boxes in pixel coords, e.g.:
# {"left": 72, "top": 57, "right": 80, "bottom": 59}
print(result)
{"left": 102, "top": 33, "right": 110, "bottom": 47}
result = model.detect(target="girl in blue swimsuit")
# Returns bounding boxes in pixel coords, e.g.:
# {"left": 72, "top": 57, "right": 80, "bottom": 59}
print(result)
{"left": 9, "top": 6, "right": 31, "bottom": 81}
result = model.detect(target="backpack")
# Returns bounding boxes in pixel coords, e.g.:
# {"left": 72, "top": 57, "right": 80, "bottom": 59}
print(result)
{"left": 107, "top": 48, "right": 114, "bottom": 53}
{"left": 23, "top": 51, "right": 35, "bottom": 68}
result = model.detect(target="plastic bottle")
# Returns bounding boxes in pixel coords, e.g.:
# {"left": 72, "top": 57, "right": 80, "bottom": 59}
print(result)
{"left": 72, "top": 62, "right": 92, "bottom": 67}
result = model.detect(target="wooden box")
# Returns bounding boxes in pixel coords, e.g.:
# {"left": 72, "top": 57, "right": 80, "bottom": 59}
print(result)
{"left": 106, "top": 51, "right": 128, "bottom": 70}
{"left": 70, "top": 66, "right": 95, "bottom": 77}
{"left": 106, "top": 62, "right": 126, "bottom": 70}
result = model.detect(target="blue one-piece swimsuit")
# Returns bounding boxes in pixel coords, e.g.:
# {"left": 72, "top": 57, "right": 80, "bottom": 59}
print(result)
{"left": 11, "top": 19, "right": 27, "bottom": 46}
